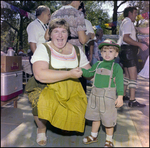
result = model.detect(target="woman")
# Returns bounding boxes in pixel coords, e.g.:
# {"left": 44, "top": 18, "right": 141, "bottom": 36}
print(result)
{"left": 26, "top": 18, "right": 91, "bottom": 146}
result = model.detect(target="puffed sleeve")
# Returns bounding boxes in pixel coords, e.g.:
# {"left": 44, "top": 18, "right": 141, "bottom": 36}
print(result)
{"left": 31, "top": 44, "right": 49, "bottom": 64}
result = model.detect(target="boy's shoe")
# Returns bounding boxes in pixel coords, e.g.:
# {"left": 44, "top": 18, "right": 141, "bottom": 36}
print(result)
{"left": 104, "top": 140, "right": 114, "bottom": 147}
{"left": 83, "top": 135, "right": 98, "bottom": 144}
{"left": 123, "top": 96, "right": 130, "bottom": 101}
{"left": 128, "top": 99, "right": 146, "bottom": 107}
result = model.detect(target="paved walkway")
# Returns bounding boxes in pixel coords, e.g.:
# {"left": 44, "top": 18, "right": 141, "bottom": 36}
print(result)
{"left": 1, "top": 75, "right": 149, "bottom": 147}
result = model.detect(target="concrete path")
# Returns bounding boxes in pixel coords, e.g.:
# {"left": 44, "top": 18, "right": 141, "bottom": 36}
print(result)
{"left": 1, "top": 75, "right": 149, "bottom": 147}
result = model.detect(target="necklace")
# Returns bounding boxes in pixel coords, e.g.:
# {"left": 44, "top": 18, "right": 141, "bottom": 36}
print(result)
{"left": 49, "top": 42, "right": 65, "bottom": 53}
{"left": 58, "top": 49, "right": 63, "bottom": 53}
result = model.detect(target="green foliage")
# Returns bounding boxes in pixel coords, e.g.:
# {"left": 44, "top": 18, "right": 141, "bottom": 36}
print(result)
{"left": 83, "top": 1, "right": 111, "bottom": 34}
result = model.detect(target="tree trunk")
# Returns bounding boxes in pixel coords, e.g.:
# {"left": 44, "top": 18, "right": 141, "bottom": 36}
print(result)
{"left": 19, "top": 14, "right": 23, "bottom": 48}
{"left": 112, "top": 1, "right": 117, "bottom": 35}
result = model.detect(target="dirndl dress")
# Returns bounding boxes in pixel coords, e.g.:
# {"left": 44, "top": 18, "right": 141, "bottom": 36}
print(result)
{"left": 26, "top": 43, "right": 88, "bottom": 133}
{"left": 36, "top": 43, "right": 87, "bottom": 133}
{"left": 37, "top": 78, "right": 87, "bottom": 133}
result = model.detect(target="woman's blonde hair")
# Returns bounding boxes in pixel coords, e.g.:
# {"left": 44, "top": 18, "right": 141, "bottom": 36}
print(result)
{"left": 49, "top": 18, "right": 71, "bottom": 37}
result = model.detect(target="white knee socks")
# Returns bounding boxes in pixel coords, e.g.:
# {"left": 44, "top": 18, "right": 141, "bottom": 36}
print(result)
{"left": 91, "top": 132, "right": 98, "bottom": 137}
{"left": 106, "top": 134, "right": 113, "bottom": 142}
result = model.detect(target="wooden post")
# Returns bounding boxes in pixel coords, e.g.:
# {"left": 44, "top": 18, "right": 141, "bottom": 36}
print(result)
{"left": 1, "top": 96, "right": 18, "bottom": 108}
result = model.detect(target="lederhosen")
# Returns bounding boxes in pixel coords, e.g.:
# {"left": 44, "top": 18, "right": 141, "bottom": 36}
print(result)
{"left": 119, "top": 44, "right": 139, "bottom": 68}
{"left": 85, "top": 62, "right": 117, "bottom": 127}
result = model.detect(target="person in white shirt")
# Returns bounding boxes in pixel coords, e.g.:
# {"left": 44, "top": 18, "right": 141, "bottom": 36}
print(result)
{"left": 118, "top": 6, "right": 148, "bottom": 107}
{"left": 27, "top": 5, "right": 51, "bottom": 53}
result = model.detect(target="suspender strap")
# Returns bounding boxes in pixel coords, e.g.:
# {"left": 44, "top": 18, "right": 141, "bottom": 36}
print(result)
{"left": 108, "top": 62, "right": 115, "bottom": 89}
{"left": 42, "top": 43, "right": 51, "bottom": 69}
{"left": 42, "top": 43, "right": 80, "bottom": 70}
{"left": 73, "top": 45, "right": 80, "bottom": 67}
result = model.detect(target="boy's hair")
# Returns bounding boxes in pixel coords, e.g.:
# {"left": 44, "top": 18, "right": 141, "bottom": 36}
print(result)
{"left": 101, "top": 46, "right": 120, "bottom": 53}
{"left": 123, "top": 6, "right": 137, "bottom": 18}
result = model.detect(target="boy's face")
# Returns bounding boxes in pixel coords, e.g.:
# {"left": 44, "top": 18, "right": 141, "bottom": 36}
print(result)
{"left": 101, "top": 46, "right": 118, "bottom": 61}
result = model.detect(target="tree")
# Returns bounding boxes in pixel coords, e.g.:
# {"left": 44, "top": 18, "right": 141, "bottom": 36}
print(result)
{"left": 83, "top": 1, "right": 111, "bottom": 34}
{"left": 112, "top": 0, "right": 128, "bottom": 34}
{"left": 1, "top": 1, "right": 37, "bottom": 52}
{"left": 1, "top": 1, "right": 61, "bottom": 53}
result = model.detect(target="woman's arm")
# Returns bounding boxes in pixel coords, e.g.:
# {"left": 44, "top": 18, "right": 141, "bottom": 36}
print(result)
{"left": 33, "top": 61, "right": 83, "bottom": 83}
{"left": 136, "top": 27, "right": 149, "bottom": 34}
{"left": 29, "top": 42, "right": 37, "bottom": 53}
{"left": 123, "top": 34, "right": 148, "bottom": 51}
{"left": 78, "top": 30, "right": 95, "bottom": 45}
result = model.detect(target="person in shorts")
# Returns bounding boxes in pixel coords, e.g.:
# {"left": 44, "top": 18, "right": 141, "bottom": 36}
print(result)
{"left": 81, "top": 39, "right": 124, "bottom": 147}
{"left": 118, "top": 6, "right": 148, "bottom": 107}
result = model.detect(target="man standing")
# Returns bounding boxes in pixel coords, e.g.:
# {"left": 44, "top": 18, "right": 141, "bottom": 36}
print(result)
{"left": 27, "top": 5, "right": 51, "bottom": 53}
{"left": 118, "top": 6, "right": 148, "bottom": 107}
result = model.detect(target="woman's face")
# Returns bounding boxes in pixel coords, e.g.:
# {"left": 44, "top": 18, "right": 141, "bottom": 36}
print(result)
{"left": 51, "top": 27, "right": 68, "bottom": 49}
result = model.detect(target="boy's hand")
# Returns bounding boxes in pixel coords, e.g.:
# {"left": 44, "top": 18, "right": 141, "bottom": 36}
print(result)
{"left": 115, "top": 96, "right": 123, "bottom": 108}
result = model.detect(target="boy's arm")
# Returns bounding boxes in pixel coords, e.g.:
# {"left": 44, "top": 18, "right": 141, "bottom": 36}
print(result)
{"left": 115, "top": 64, "right": 124, "bottom": 96}
{"left": 81, "top": 68, "right": 94, "bottom": 78}
{"left": 81, "top": 62, "right": 98, "bottom": 78}
{"left": 113, "top": 64, "right": 124, "bottom": 108}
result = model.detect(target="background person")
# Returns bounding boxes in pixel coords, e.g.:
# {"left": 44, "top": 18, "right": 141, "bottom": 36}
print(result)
{"left": 27, "top": 5, "right": 51, "bottom": 53}
{"left": 96, "top": 28, "right": 104, "bottom": 61}
{"left": 78, "top": 1, "right": 95, "bottom": 63}
{"left": 136, "top": 27, "right": 149, "bottom": 79}
{"left": 26, "top": 18, "right": 91, "bottom": 146}
{"left": 136, "top": 26, "right": 149, "bottom": 66}
{"left": 26, "top": 5, "right": 51, "bottom": 74}
{"left": 118, "top": 6, "right": 148, "bottom": 107}
{"left": 82, "top": 39, "right": 124, "bottom": 147}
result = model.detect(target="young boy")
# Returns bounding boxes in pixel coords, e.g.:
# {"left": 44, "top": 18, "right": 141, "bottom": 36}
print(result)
{"left": 82, "top": 39, "right": 124, "bottom": 147}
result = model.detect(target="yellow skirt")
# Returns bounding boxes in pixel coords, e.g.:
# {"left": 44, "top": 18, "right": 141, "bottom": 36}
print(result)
{"left": 37, "top": 79, "right": 87, "bottom": 133}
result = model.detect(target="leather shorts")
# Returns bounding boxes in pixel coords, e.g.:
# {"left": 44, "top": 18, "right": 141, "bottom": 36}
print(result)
{"left": 119, "top": 45, "right": 139, "bottom": 68}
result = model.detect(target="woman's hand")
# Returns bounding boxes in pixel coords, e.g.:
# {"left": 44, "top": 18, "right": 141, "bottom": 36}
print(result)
{"left": 69, "top": 67, "right": 83, "bottom": 79}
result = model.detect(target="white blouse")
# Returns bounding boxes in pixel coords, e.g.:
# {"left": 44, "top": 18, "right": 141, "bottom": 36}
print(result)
{"left": 31, "top": 43, "right": 89, "bottom": 69}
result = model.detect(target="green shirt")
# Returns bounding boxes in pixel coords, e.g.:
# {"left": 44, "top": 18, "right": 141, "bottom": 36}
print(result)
{"left": 82, "top": 59, "right": 124, "bottom": 96}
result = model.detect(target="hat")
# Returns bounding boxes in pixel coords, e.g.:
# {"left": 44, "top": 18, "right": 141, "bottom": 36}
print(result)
{"left": 98, "top": 39, "right": 121, "bottom": 51}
